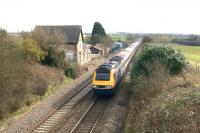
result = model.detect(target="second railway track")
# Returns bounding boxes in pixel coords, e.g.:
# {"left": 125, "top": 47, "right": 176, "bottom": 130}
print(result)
{"left": 30, "top": 79, "right": 93, "bottom": 133}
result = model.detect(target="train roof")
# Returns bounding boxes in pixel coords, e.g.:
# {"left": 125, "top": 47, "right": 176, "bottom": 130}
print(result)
{"left": 98, "top": 56, "right": 122, "bottom": 69}
{"left": 101, "top": 61, "right": 118, "bottom": 68}
{"left": 109, "top": 56, "right": 123, "bottom": 63}
{"left": 96, "top": 39, "right": 142, "bottom": 71}
{"left": 115, "top": 50, "right": 129, "bottom": 58}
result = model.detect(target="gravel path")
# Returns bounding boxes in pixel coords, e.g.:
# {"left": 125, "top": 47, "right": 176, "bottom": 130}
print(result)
{"left": 2, "top": 58, "right": 105, "bottom": 133}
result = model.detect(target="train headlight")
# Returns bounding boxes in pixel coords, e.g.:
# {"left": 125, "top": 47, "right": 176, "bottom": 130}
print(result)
{"left": 93, "top": 85, "right": 97, "bottom": 88}
{"left": 106, "top": 85, "right": 112, "bottom": 89}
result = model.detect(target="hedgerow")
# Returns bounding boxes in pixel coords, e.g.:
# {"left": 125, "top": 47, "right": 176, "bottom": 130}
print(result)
{"left": 131, "top": 43, "right": 187, "bottom": 79}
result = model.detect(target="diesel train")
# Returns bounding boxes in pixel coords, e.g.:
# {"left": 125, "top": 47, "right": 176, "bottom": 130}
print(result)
{"left": 92, "top": 39, "right": 142, "bottom": 96}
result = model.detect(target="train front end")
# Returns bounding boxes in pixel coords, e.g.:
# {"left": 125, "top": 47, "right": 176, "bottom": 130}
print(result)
{"left": 92, "top": 65, "right": 116, "bottom": 96}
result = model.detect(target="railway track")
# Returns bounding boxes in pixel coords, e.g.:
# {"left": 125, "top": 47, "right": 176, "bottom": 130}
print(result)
{"left": 30, "top": 79, "right": 93, "bottom": 133}
{"left": 70, "top": 98, "right": 108, "bottom": 133}
{"left": 23, "top": 44, "right": 139, "bottom": 133}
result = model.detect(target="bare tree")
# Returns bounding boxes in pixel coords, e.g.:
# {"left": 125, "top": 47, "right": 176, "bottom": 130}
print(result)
{"left": 48, "top": 29, "right": 65, "bottom": 51}
{"left": 32, "top": 27, "right": 49, "bottom": 50}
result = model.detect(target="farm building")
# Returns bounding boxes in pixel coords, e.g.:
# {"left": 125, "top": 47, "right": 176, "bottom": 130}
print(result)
{"left": 89, "top": 45, "right": 101, "bottom": 58}
{"left": 89, "top": 43, "right": 110, "bottom": 58}
{"left": 95, "top": 43, "right": 110, "bottom": 56}
{"left": 34, "top": 25, "right": 91, "bottom": 65}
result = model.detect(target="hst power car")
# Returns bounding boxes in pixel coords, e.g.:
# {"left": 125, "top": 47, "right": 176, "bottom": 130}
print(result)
{"left": 92, "top": 39, "right": 142, "bottom": 95}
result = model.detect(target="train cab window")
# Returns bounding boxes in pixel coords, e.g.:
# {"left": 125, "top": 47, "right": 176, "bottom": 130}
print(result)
{"left": 96, "top": 67, "right": 110, "bottom": 81}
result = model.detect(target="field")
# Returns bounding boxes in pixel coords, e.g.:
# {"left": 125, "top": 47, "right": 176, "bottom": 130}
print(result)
{"left": 170, "top": 44, "right": 200, "bottom": 63}
{"left": 110, "top": 34, "right": 127, "bottom": 42}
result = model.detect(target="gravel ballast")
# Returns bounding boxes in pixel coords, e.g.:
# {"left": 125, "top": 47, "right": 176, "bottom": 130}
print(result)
{"left": 92, "top": 58, "right": 135, "bottom": 133}
{"left": 92, "top": 84, "right": 130, "bottom": 133}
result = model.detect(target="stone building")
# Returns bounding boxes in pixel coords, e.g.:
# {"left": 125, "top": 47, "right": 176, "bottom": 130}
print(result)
{"left": 34, "top": 25, "right": 91, "bottom": 65}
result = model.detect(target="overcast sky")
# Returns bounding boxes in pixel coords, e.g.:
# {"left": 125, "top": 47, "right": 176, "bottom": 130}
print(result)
{"left": 0, "top": 0, "right": 199, "bottom": 34}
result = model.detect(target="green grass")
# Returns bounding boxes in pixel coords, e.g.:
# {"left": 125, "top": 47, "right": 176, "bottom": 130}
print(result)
{"left": 110, "top": 34, "right": 127, "bottom": 42}
{"left": 170, "top": 44, "right": 200, "bottom": 63}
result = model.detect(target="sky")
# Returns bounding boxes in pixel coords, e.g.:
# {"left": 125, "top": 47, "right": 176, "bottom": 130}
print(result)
{"left": 0, "top": 0, "right": 200, "bottom": 34}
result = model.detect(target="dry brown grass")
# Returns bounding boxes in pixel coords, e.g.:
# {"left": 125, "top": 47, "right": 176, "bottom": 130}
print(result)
{"left": 130, "top": 61, "right": 170, "bottom": 99}
{"left": 31, "top": 63, "right": 64, "bottom": 84}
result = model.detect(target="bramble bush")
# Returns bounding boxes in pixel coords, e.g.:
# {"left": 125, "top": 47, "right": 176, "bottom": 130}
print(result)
{"left": 131, "top": 43, "right": 187, "bottom": 79}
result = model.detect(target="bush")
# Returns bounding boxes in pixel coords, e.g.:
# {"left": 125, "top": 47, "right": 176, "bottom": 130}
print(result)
{"left": 0, "top": 30, "right": 50, "bottom": 121}
{"left": 42, "top": 47, "right": 65, "bottom": 69}
{"left": 31, "top": 75, "right": 48, "bottom": 96}
{"left": 64, "top": 63, "right": 80, "bottom": 79}
{"left": 64, "top": 67, "right": 74, "bottom": 78}
{"left": 143, "top": 36, "right": 153, "bottom": 43}
{"left": 131, "top": 61, "right": 171, "bottom": 100}
{"left": 131, "top": 43, "right": 187, "bottom": 79}
{"left": 22, "top": 39, "right": 46, "bottom": 62}
{"left": 0, "top": 28, "right": 7, "bottom": 41}
{"left": 0, "top": 41, "right": 32, "bottom": 120}
{"left": 126, "top": 61, "right": 200, "bottom": 133}
{"left": 133, "top": 88, "right": 200, "bottom": 133}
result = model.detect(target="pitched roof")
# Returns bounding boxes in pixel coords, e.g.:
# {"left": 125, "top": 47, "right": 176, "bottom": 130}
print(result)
{"left": 35, "top": 25, "right": 83, "bottom": 44}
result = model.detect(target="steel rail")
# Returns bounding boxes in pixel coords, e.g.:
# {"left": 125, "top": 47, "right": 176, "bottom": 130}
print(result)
{"left": 29, "top": 79, "right": 92, "bottom": 133}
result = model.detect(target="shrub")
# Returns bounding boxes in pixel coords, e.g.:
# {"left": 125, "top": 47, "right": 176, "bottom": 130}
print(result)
{"left": 31, "top": 75, "right": 48, "bottom": 96}
{"left": 64, "top": 63, "right": 80, "bottom": 79}
{"left": 131, "top": 61, "right": 171, "bottom": 99}
{"left": 42, "top": 47, "right": 65, "bottom": 69}
{"left": 22, "top": 39, "right": 46, "bottom": 62}
{"left": 131, "top": 43, "right": 187, "bottom": 79}
{"left": 143, "top": 36, "right": 153, "bottom": 43}
{"left": 126, "top": 62, "right": 200, "bottom": 133}
{"left": 133, "top": 88, "right": 200, "bottom": 133}
{"left": 64, "top": 67, "right": 74, "bottom": 78}
{"left": 0, "top": 28, "right": 7, "bottom": 41}
{"left": 0, "top": 30, "right": 50, "bottom": 121}
{"left": 0, "top": 41, "right": 32, "bottom": 120}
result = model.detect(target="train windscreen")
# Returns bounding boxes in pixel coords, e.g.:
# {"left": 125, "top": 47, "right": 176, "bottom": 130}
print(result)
{"left": 96, "top": 67, "right": 110, "bottom": 81}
